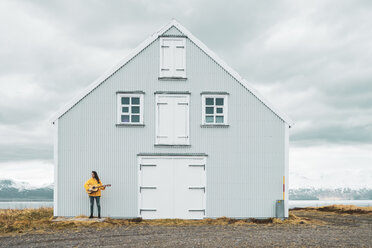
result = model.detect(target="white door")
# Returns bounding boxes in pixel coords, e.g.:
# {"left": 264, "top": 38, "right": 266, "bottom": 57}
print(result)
{"left": 156, "top": 94, "right": 189, "bottom": 145}
{"left": 138, "top": 157, "right": 206, "bottom": 219}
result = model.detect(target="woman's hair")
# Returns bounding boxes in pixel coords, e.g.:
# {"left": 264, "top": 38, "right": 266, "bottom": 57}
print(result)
{"left": 92, "top": 171, "right": 101, "bottom": 183}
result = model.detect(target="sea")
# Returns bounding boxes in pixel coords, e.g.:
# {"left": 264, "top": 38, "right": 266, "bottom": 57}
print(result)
{"left": 0, "top": 201, "right": 53, "bottom": 209}
{"left": 0, "top": 200, "right": 371, "bottom": 210}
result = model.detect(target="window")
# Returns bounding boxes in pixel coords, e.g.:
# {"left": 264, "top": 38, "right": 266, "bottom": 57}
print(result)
{"left": 117, "top": 93, "right": 144, "bottom": 125}
{"left": 159, "top": 38, "right": 186, "bottom": 78}
{"left": 201, "top": 94, "right": 228, "bottom": 125}
{"left": 155, "top": 94, "right": 190, "bottom": 145}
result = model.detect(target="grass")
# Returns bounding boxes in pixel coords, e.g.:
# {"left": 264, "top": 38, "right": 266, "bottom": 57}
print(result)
{"left": 294, "top": 204, "right": 372, "bottom": 215}
{"left": 317, "top": 205, "right": 372, "bottom": 214}
{"left": 0, "top": 208, "right": 53, "bottom": 234}
{"left": 1, "top": 205, "right": 371, "bottom": 235}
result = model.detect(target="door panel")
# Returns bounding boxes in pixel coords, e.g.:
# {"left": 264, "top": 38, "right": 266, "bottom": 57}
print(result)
{"left": 173, "top": 159, "right": 205, "bottom": 218}
{"left": 187, "top": 210, "right": 205, "bottom": 219}
{"left": 140, "top": 158, "right": 174, "bottom": 219}
{"left": 156, "top": 97, "right": 173, "bottom": 145}
{"left": 140, "top": 164, "right": 157, "bottom": 185}
{"left": 173, "top": 39, "right": 186, "bottom": 78}
{"left": 160, "top": 39, "right": 173, "bottom": 77}
{"left": 187, "top": 190, "right": 205, "bottom": 209}
{"left": 174, "top": 102, "right": 189, "bottom": 145}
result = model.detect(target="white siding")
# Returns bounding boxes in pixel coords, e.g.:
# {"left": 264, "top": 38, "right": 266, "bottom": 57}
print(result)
{"left": 53, "top": 120, "right": 58, "bottom": 216}
{"left": 163, "top": 26, "right": 184, "bottom": 36}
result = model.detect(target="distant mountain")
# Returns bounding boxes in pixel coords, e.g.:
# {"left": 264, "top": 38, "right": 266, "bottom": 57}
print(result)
{"left": 0, "top": 179, "right": 53, "bottom": 201}
{"left": 1, "top": 179, "right": 371, "bottom": 201}
{"left": 289, "top": 188, "right": 372, "bottom": 200}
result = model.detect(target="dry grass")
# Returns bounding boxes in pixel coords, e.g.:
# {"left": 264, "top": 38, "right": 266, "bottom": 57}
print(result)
{"left": 316, "top": 205, "right": 372, "bottom": 214}
{"left": 0, "top": 208, "right": 107, "bottom": 235}
{"left": 1, "top": 204, "right": 370, "bottom": 235}
{"left": 272, "top": 212, "right": 326, "bottom": 225}
{"left": 294, "top": 204, "right": 372, "bottom": 215}
{"left": 0, "top": 208, "right": 53, "bottom": 234}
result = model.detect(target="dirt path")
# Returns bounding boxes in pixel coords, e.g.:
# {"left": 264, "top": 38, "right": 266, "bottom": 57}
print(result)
{"left": 1, "top": 210, "right": 371, "bottom": 247}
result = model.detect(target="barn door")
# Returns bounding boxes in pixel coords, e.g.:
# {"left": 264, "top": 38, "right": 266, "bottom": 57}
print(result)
{"left": 138, "top": 157, "right": 206, "bottom": 219}
{"left": 156, "top": 94, "right": 189, "bottom": 145}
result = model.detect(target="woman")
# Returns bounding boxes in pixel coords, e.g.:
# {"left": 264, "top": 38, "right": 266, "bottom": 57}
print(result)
{"left": 84, "top": 171, "right": 105, "bottom": 218}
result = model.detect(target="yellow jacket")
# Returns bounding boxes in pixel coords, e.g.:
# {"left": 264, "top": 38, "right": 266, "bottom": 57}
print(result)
{"left": 84, "top": 178, "right": 105, "bottom": 197}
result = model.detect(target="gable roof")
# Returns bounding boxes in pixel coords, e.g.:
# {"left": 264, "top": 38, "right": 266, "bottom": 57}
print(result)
{"left": 51, "top": 20, "right": 293, "bottom": 127}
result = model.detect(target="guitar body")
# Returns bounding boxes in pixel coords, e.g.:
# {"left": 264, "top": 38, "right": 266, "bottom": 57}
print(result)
{"left": 87, "top": 184, "right": 111, "bottom": 194}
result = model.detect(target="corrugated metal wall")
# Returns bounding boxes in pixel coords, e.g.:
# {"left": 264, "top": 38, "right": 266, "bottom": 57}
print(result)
{"left": 57, "top": 26, "right": 287, "bottom": 218}
{"left": 162, "top": 26, "right": 184, "bottom": 36}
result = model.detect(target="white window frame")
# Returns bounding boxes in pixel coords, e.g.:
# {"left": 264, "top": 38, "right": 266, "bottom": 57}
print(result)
{"left": 201, "top": 94, "right": 228, "bottom": 125}
{"left": 116, "top": 93, "right": 144, "bottom": 125}
{"left": 159, "top": 37, "right": 186, "bottom": 78}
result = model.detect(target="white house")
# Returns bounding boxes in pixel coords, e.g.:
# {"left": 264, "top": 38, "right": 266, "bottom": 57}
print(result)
{"left": 51, "top": 20, "right": 293, "bottom": 219}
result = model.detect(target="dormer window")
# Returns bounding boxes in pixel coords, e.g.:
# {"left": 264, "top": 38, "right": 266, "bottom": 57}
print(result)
{"left": 159, "top": 38, "right": 186, "bottom": 79}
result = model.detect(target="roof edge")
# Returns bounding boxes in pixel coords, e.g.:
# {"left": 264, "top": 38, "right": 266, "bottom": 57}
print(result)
{"left": 49, "top": 20, "right": 176, "bottom": 123}
{"left": 170, "top": 21, "right": 293, "bottom": 126}
{"left": 50, "top": 19, "right": 293, "bottom": 126}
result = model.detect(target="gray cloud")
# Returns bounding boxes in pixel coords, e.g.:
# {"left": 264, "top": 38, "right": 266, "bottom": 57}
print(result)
{"left": 0, "top": 0, "right": 372, "bottom": 165}
{"left": 291, "top": 123, "right": 372, "bottom": 145}
{"left": 0, "top": 144, "right": 52, "bottom": 162}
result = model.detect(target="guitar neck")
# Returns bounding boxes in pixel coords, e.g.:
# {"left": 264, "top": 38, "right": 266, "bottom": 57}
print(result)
{"left": 96, "top": 184, "right": 110, "bottom": 188}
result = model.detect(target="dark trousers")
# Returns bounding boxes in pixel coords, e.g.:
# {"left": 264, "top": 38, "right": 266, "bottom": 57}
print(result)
{"left": 89, "top": 196, "right": 101, "bottom": 216}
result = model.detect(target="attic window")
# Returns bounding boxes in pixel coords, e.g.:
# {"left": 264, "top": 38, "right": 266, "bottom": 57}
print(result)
{"left": 117, "top": 93, "right": 144, "bottom": 125}
{"left": 159, "top": 38, "right": 186, "bottom": 79}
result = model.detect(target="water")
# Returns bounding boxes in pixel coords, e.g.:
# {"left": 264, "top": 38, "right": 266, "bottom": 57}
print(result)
{"left": 289, "top": 200, "right": 372, "bottom": 209}
{"left": 0, "top": 201, "right": 53, "bottom": 209}
{"left": 0, "top": 200, "right": 371, "bottom": 210}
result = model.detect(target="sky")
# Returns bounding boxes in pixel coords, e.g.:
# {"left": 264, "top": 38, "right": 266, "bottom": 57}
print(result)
{"left": 0, "top": 0, "right": 371, "bottom": 188}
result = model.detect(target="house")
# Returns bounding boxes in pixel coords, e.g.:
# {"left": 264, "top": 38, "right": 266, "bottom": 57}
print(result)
{"left": 51, "top": 20, "right": 293, "bottom": 219}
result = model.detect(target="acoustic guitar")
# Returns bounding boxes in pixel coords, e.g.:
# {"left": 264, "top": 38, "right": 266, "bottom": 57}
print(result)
{"left": 87, "top": 184, "right": 111, "bottom": 194}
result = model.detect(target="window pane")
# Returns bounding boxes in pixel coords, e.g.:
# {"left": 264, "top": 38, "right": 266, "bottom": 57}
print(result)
{"left": 216, "top": 107, "right": 223, "bottom": 113}
{"left": 206, "top": 98, "right": 214, "bottom": 105}
{"left": 216, "top": 98, "right": 224, "bottom": 106}
{"left": 131, "top": 97, "right": 140, "bottom": 105}
{"left": 121, "top": 115, "right": 130, "bottom": 123}
{"left": 131, "top": 115, "right": 140, "bottom": 123}
{"left": 132, "top": 106, "right": 140, "bottom": 114}
{"left": 122, "top": 107, "right": 129, "bottom": 113}
{"left": 206, "top": 116, "right": 214, "bottom": 123}
{"left": 121, "top": 97, "right": 130, "bottom": 105}
{"left": 206, "top": 107, "right": 214, "bottom": 114}
{"left": 216, "top": 116, "right": 224, "bottom": 123}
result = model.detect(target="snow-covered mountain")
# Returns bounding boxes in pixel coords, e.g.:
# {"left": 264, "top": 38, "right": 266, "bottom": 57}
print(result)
{"left": 0, "top": 179, "right": 53, "bottom": 190}
{"left": 289, "top": 187, "right": 372, "bottom": 200}
{"left": 1, "top": 178, "right": 371, "bottom": 201}
{"left": 0, "top": 179, "right": 53, "bottom": 201}
{"left": 289, "top": 170, "right": 372, "bottom": 190}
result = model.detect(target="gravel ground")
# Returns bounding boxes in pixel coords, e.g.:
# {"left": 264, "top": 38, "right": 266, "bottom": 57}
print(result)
{"left": 1, "top": 210, "right": 371, "bottom": 248}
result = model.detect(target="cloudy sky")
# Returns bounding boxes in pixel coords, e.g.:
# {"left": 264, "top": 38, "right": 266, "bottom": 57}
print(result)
{"left": 0, "top": 0, "right": 371, "bottom": 188}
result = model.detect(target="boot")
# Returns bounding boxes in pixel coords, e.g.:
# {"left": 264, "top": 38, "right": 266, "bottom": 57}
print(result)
{"left": 98, "top": 214, "right": 101, "bottom": 219}
{"left": 89, "top": 215, "right": 93, "bottom": 219}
